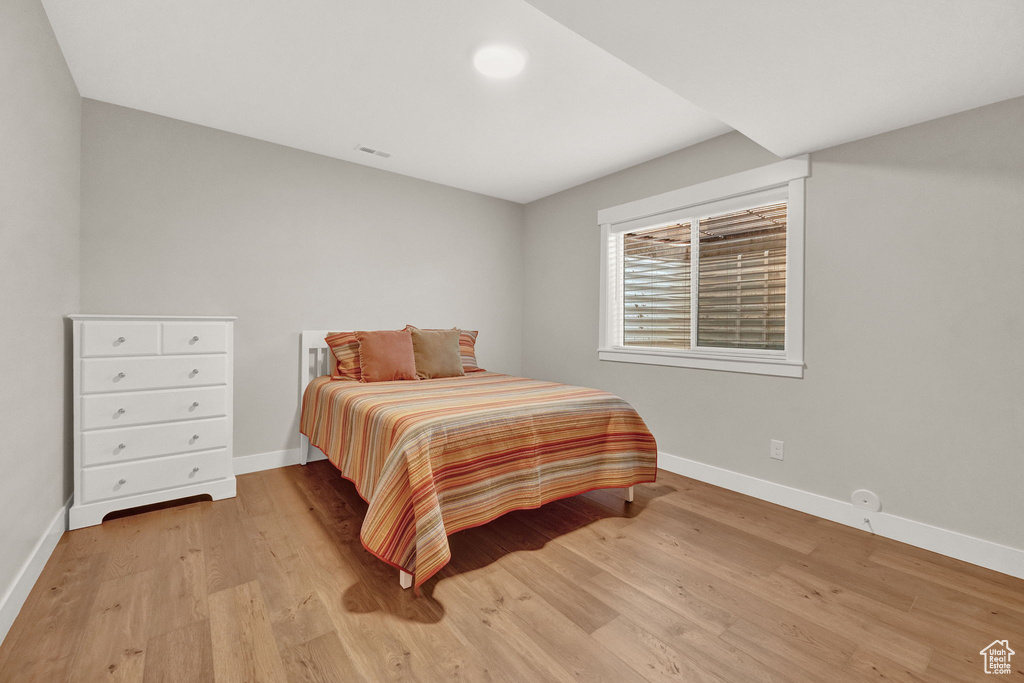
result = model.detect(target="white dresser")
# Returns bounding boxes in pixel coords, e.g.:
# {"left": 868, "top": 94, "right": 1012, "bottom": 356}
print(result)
{"left": 68, "top": 314, "right": 237, "bottom": 529}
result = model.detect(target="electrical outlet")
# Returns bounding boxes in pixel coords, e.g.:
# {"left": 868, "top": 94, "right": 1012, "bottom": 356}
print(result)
{"left": 770, "top": 439, "right": 784, "bottom": 461}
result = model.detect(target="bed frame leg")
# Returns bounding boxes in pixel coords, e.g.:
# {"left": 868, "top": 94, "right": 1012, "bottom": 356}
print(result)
{"left": 299, "top": 434, "right": 310, "bottom": 466}
{"left": 399, "top": 570, "right": 413, "bottom": 589}
{"left": 626, "top": 486, "right": 634, "bottom": 503}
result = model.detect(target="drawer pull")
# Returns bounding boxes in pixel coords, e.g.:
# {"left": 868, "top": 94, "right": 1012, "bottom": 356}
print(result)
{"left": 118, "top": 478, "right": 127, "bottom": 485}
{"left": 116, "top": 408, "right": 126, "bottom": 415}
{"left": 117, "top": 443, "right": 126, "bottom": 450}
{"left": 192, "top": 434, "right": 200, "bottom": 440}
{"left": 190, "top": 368, "right": 200, "bottom": 377}
{"left": 191, "top": 467, "right": 200, "bottom": 474}
{"left": 190, "top": 336, "right": 200, "bottom": 343}
{"left": 191, "top": 401, "right": 200, "bottom": 409}
{"left": 116, "top": 372, "right": 126, "bottom": 380}
{"left": 116, "top": 336, "right": 126, "bottom": 344}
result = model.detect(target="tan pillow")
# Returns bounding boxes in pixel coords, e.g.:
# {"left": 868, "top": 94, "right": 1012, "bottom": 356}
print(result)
{"left": 409, "top": 327, "right": 465, "bottom": 379}
{"left": 406, "top": 325, "right": 484, "bottom": 373}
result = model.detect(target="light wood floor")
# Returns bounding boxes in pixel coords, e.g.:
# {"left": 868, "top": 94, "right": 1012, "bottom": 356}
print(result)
{"left": 1, "top": 463, "right": 1022, "bottom": 682}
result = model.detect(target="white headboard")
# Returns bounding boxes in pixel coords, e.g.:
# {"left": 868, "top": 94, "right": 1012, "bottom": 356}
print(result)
{"left": 298, "top": 330, "right": 334, "bottom": 465}
{"left": 300, "top": 330, "right": 333, "bottom": 396}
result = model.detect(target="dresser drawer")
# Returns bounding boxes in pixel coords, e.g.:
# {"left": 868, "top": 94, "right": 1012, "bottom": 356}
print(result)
{"left": 81, "top": 321, "right": 160, "bottom": 357}
{"left": 81, "top": 449, "right": 231, "bottom": 503}
{"left": 81, "top": 355, "right": 227, "bottom": 394}
{"left": 82, "top": 418, "right": 228, "bottom": 466}
{"left": 81, "top": 386, "right": 227, "bottom": 430}
{"left": 161, "top": 322, "right": 227, "bottom": 355}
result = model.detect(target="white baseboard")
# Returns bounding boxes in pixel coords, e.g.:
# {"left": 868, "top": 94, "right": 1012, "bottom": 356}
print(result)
{"left": 0, "top": 496, "right": 70, "bottom": 647}
{"left": 658, "top": 451, "right": 1024, "bottom": 581}
{"left": 233, "top": 447, "right": 325, "bottom": 475}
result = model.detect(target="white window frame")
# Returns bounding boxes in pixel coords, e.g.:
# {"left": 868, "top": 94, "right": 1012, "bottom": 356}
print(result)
{"left": 598, "top": 156, "right": 809, "bottom": 378}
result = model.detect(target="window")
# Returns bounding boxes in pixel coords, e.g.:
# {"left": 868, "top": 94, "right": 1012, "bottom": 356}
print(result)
{"left": 599, "top": 157, "right": 808, "bottom": 377}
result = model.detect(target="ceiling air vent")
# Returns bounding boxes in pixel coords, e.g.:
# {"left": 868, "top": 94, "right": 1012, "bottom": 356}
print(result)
{"left": 355, "top": 145, "right": 392, "bottom": 159}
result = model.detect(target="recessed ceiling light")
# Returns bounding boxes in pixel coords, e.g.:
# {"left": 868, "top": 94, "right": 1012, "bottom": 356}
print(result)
{"left": 473, "top": 44, "right": 527, "bottom": 79}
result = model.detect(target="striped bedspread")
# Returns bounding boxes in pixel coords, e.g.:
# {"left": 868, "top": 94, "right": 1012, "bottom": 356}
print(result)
{"left": 299, "top": 372, "right": 657, "bottom": 588}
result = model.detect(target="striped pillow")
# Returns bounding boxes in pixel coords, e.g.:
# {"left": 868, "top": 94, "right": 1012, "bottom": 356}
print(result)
{"left": 324, "top": 331, "right": 362, "bottom": 381}
{"left": 458, "top": 329, "right": 484, "bottom": 373}
{"left": 406, "top": 326, "right": 484, "bottom": 373}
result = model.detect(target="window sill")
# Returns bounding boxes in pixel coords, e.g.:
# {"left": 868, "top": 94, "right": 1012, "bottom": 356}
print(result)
{"left": 598, "top": 348, "right": 804, "bottom": 378}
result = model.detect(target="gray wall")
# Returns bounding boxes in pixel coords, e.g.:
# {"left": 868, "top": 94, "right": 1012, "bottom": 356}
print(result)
{"left": 522, "top": 97, "right": 1024, "bottom": 550}
{"left": 0, "top": 0, "right": 81, "bottom": 607}
{"left": 80, "top": 100, "right": 525, "bottom": 459}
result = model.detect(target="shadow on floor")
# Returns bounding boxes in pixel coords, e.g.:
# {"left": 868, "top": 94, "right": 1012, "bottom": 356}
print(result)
{"left": 277, "top": 460, "right": 675, "bottom": 622}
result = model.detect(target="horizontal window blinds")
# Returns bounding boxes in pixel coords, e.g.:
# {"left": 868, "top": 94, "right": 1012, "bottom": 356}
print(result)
{"left": 697, "top": 202, "right": 787, "bottom": 350}
{"left": 622, "top": 222, "right": 691, "bottom": 348}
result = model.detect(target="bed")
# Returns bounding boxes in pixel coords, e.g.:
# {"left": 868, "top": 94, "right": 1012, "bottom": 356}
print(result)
{"left": 297, "top": 330, "right": 658, "bottom": 590}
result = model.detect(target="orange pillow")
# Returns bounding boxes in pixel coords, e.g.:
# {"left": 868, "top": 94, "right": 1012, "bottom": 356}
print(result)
{"left": 355, "top": 329, "right": 418, "bottom": 382}
{"left": 324, "top": 332, "right": 362, "bottom": 381}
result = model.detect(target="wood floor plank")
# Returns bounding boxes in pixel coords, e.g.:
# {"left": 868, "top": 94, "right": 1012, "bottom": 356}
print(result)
{"left": 842, "top": 647, "right": 936, "bottom": 683}
{"left": 271, "top": 590, "right": 338, "bottom": 654}
{"left": 869, "top": 547, "right": 1024, "bottom": 612}
{"left": 235, "top": 470, "right": 277, "bottom": 519}
{"left": 147, "top": 504, "right": 208, "bottom": 640}
{"left": 777, "top": 560, "right": 1015, "bottom": 667}
{"left": 280, "top": 631, "right": 365, "bottom": 683}
{"left": 142, "top": 621, "right": 214, "bottom": 683}
{"left": 256, "top": 466, "right": 315, "bottom": 516}
{"left": 581, "top": 570, "right": 736, "bottom": 640}
{"left": 909, "top": 591, "right": 1024, "bottom": 644}
{"left": 0, "top": 544, "right": 106, "bottom": 681}
{"left": 67, "top": 569, "right": 154, "bottom": 682}
{"left": 298, "top": 543, "right": 441, "bottom": 681}
{"left": 563, "top": 516, "right": 889, "bottom": 677}
{"left": 749, "top": 565, "right": 933, "bottom": 673}
{"left": 554, "top": 522, "right": 743, "bottom": 635}
{"left": 924, "top": 647, "right": 1023, "bottom": 682}
{"left": 431, "top": 576, "right": 578, "bottom": 683}
{"left": 458, "top": 519, "right": 619, "bottom": 634}
{"left": 289, "top": 463, "right": 365, "bottom": 521}
{"left": 54, "top": 519, "right": 112, "bottom": 561}
{"left": 241, "top": 510, "right": 336, "bottom": 650}
{"left": 592, "top": 615, "right": 728, "bottom": 683}
{"left": 302, "top": 478, "right": 472, "bottom": 678}
{"left": 470, "top": 567, "right": 644, "bottom": 682}
{"left": 208, "top": 581, "right": 288, "bottom": 683}
{"left": 485, "top": 512, "right": 607, "bottom": 584}
{"left": 789, "top": 550, "right": 920, "bottom": 613}
{"left": 3, "top": 463, "right": 1023, "bottom": 683}
{"left": 0, "top": 654, "right": 73, "bottom": 683}
{"left": 627, "top": 499, "right": 802, "bottom": 577}
{"left": 647, "top": 483, "right": 824, "bottom": 554}
{"left": 102, "top": 511, "right": 167, "bottom": 579}
{"left": 808, "top": 527, "right": 1024, "bottom": 640}
{"left": 422, "top": 643, "right": 519, "bottom": 683}
{"left": 719, "top": 617, "right": 856, "bottom": 683}
{"left": 581, "top": 573, "right": 797, "bottom": 683}
{"left": 201, "top": 497, "right": 258, "bottom": 594}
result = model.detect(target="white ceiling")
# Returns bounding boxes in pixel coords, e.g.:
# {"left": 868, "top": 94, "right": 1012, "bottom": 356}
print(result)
{"left": 40, "top": 0, "right": 728, "bottom": 203}
{"left": 42, "top": 1, "right": 1024, "bottom": 203}
{"left": 523, "top": 0, "right": 1024, "bottom": 158}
